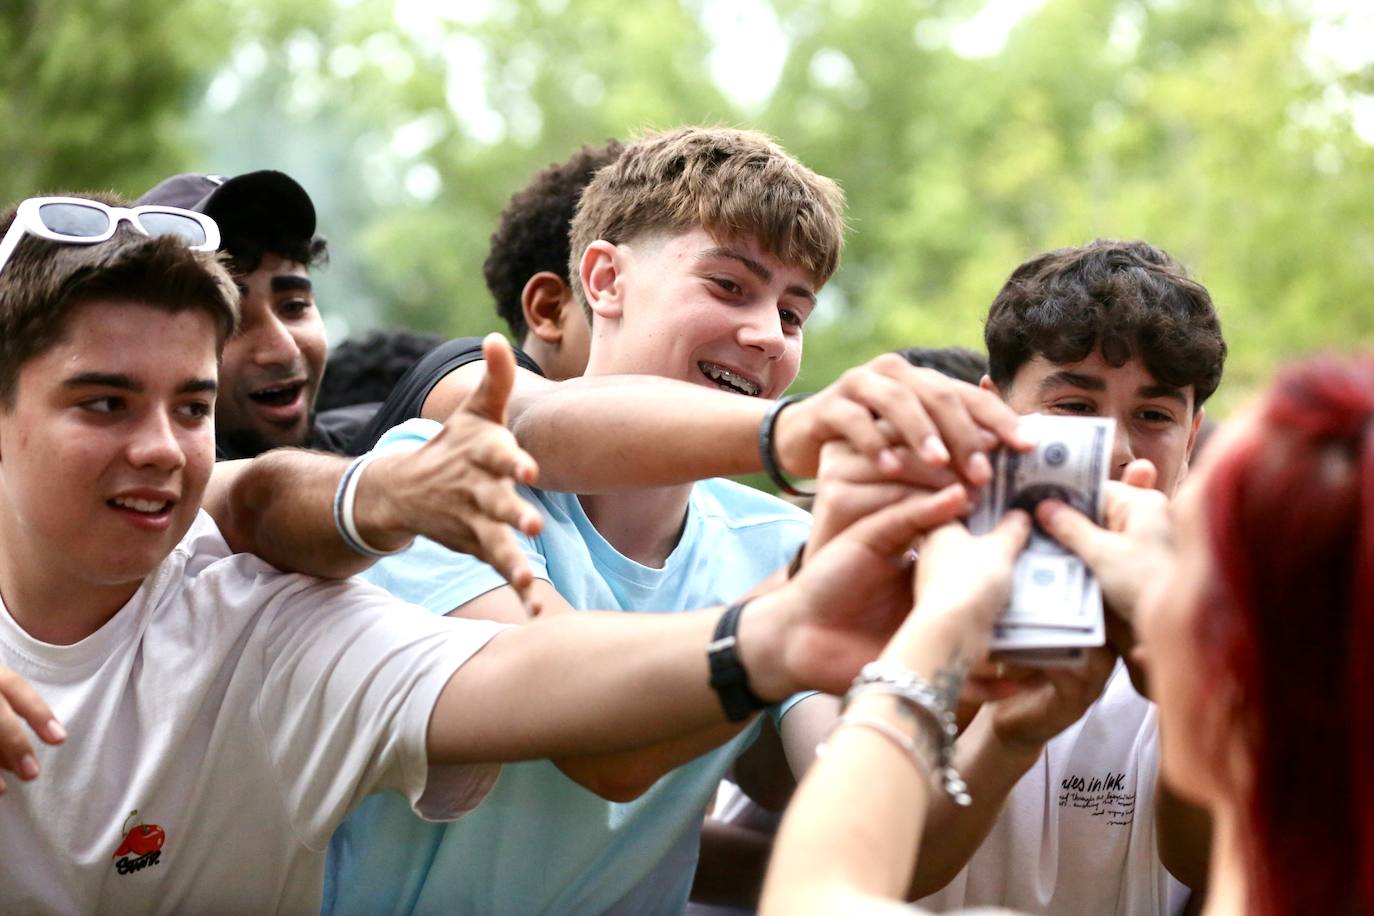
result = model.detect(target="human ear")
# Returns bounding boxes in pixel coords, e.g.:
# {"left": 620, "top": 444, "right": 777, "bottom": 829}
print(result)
{"left": 578, "top": 240, "right": 624, "bottom": 320}
{"left": 979, "top": 374, "right": 1003, "bottom": 397}
{"left": 521, "top": 272, "right": 574, "bottom": 345}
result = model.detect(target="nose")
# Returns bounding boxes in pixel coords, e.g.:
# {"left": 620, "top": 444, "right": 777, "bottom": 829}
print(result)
{"left": 1110, "top": 425, "right": 1135, "bottom": 480}
{"left": 126, "top": 409, "right": 186, "bottom": 473}
{"left": 249, "top": 313, "right": 302, "bottom": 369}
{"left": 736, "top": 305, "right": 786, "bottom": 361}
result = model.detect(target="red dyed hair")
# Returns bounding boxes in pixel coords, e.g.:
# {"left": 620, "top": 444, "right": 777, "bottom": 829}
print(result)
{"left": 1199, "top": 355, "right": 1374, "bottom": 915}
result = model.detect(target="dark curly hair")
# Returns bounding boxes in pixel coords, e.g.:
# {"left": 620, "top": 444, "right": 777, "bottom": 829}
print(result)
{"left": 316, "top": 328, "right": 445, "bottom": 411}
{"left": 984, "top": 239, "right": 1226, "bottom": 406}
{"left": 896, "top": 346, "right": 988, "bottom": 385}
{"left": 483, "top": 140, "right": 624, "bottom": 340}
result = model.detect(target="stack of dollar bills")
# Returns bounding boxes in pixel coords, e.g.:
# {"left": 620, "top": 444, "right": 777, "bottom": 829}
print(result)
{"left": 968, "top": 414, "right": 1114, "bottom": 666}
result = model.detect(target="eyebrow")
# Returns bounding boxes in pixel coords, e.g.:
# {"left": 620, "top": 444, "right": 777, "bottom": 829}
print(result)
{"left": 699, "top": 247, "right": 817, "bottom": 305}
{"left": 1037, "top": 370, "right": 1106, "bottom": 394}
{"left": 1136, "top": 383, "right": 1189, "bottom": 407}
{"left": 1038, "top": 370, "right": 1190, "bottom": 407}
{"left": 271, "top": 276, "right": 312, "bottom": 294}
{"left": 63, "top": 372, "right": 217, "bottom": 395}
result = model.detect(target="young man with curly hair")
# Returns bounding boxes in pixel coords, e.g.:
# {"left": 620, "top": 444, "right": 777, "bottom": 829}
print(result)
{"left": 902, "top": 239, "right": 1226, "bottom": 914}
{"left": 346, "top": 141, "right": 623, "bottom": 454}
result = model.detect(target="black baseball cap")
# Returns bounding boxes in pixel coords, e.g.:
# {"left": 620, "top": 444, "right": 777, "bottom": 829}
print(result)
{"left": 136, "top": 170, "right": 316, "bottom": 250}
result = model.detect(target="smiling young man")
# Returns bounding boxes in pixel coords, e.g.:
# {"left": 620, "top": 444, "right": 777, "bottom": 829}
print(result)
{"left": 319, "top": 126, "right": 1035, "bottom": 916}
{"left": 0, "top": 193, "right": 984, "bottom": 913}
{"left": 904, "top": 239, "right": 1226, "bottom": 914}
{"left": 137, "top": 170, "right": 332, "bottom": 459}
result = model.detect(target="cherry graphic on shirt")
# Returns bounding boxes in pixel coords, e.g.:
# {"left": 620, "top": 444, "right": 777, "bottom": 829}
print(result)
{"left": 114, "top": 810, "right": 165, "bottom": 859}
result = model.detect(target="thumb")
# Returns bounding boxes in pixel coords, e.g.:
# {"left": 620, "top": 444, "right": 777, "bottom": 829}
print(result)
{"left": 988, "top": 508, "right": 1033, "bottom": 559}
{"left": 1121, "top": 459, "right": 1157, "bottom": 490}
{"left": 1036, "top": 499, "right": 1107, "bottom": 565}
{"left": 459, "top": 333, "right": 517, "bottom": 425}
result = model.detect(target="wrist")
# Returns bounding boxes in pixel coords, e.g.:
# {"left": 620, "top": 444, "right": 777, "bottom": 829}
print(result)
{"left": 974, "top": 705, "right": 1048, "bottom": 766}
{"left": 759, "top": 395, "right": 815, "bottom": 496}
{"left": 731, "top": 590, "right": 796, "bottom": 704}
{"left": 771, "top": 399, "right": 814, "bottom": 479}
{"left": 961, "top": 708, "right": 1044, "bottom": 780}
{"left": 350, "top": 451, "right": 416, "bottom": 553}
{"left": 882, "top": 607, "right": 979, "bottom": 681}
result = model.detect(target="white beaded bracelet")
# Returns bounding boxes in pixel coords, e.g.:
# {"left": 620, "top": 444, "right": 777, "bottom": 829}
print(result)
{"left": 332, "top": 445, "right": 419, "bottom": 558}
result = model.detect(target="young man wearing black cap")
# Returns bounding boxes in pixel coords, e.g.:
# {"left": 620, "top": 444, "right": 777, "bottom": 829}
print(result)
{"left": 137, "top": 170, "right": 333, "bottom": 459}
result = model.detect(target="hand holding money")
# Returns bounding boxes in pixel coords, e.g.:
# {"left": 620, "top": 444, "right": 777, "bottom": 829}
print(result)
{"left": 968, "top": 414, "right": 1115, "bottom": 663}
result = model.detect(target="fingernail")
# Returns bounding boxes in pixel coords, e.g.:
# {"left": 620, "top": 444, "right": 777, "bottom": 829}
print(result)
{"left": 969, "top": 452, "right": 992, "bottom": 485}
{"left": 878, "top": 448, "right": 901, "bottom": 474}
{"left": 919, "top": 435, "right": 950, "bottom": 465}
{"left": 20, "top": 754, "right": 38, "bottom": 780}
{"left": 46, "top": 719, "right": 66, "bottom": 743}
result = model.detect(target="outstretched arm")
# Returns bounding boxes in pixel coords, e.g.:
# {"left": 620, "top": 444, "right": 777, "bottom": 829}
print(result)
{"left": 424, "top": 486, "right": 977, "bottom": 765}
{"left": 204, "top": 336, "right": 543, "bottom": 602}
{"left": 760, "top": 515, "right": 1031, "bottom": 916}
{"left": 426, "top": 352, "right": 1029, "bottom": 494}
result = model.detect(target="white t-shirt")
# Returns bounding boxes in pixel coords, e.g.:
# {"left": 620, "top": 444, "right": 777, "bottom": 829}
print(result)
{"left": 917, "top": 662, "right": 1187, "bottom": 916}
{"left": 0, "top": 512, "right": 506, "bottom": 915}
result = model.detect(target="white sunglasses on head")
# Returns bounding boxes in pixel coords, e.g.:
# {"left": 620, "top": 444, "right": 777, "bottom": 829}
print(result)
{"left": 0, "top": 196, "right": 221, "bottom": 277}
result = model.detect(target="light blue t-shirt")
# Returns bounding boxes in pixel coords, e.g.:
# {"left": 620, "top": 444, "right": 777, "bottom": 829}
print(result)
{"left": 323, "top": 419, "right": 810, "bottom": 916}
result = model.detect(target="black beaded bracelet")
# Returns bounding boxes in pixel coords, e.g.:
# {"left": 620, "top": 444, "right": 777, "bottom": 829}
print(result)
{"left": 759, "top": 394, "right": 815, "bottom": 498}
{"left": 707, "top": 600, "right": 770, "bottom": 722}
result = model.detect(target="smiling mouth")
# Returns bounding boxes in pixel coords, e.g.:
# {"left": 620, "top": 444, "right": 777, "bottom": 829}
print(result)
{"left": 249, "top": 381, "right": 305, "bottom": 408}
{"left": 698, "top": 361, "right": 762, "bottom": 397}
{"left": 109, "top": 496, "right": 172, "bottom": 515}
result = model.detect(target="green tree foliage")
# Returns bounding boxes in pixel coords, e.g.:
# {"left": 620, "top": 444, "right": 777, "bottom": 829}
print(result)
{"left": 759, "top": 0, "right": 1374, "bottom": 406}
{"left": 9, "top": 0, "right": 1371, "bottom": 412}
{"left": 0, "top": 0, "right": 235, "bottom": 204}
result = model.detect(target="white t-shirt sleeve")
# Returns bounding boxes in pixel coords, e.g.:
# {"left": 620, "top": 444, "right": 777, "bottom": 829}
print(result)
{"left": 249, "top": 572, "right": 509, "bottom": 846}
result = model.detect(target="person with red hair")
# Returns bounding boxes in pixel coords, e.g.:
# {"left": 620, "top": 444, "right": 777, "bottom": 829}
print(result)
{"left": 760, "top": 354, "right": 1374, "bottom": 916}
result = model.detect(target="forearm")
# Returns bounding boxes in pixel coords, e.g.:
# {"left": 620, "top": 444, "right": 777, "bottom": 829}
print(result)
{"left": 429, "top": 593, "right": 795, "bottom": 763}
{"left": 206, "top": 452, "right": 410, "bottom": 578}
{"left": 552, "top": 720, "right": 748, "bottom": 803}
{"left": 508, "top": 376, "right": 769, "bottom": 492}
{"left": 905, "top": 707, "right": 1041, "bottom": 897}
{"left": 761, "top": 693, "right": 935, "bottom": 916}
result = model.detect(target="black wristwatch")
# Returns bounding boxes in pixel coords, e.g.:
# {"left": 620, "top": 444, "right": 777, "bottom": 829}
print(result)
{"left": 708, "top": 600, "right": 770, "bottom": 721}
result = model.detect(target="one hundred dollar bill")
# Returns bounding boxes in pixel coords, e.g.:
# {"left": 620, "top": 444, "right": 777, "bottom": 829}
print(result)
{"left": 968, "top": 414, "right": 1114, "bottom": 657}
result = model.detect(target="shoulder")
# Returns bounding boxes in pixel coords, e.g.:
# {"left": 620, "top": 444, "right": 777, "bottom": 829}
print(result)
{"left": 311, "top": 403, "right": 381, "bottom": 454}
{"left": 373, "top": 417, "right": 443, "bottom": 451}
{"left": 406, "top": 336, "right": 544, "bottom": 392}
{"left": 348, "top": 337, "right": 541, "bottom": 454}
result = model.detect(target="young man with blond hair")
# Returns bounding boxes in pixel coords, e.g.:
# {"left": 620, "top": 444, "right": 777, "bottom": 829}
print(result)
{"left": 323, "top": 126, "right": 1028, "bottom": 915}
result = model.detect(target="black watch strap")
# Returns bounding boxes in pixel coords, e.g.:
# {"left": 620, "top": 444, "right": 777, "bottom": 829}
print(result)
{"left": 708, "top": 601, "right": 769, "bottom": 721}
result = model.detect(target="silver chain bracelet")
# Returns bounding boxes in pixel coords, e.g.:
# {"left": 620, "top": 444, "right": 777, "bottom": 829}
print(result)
{"left": 844, "top": 659, "right": 972, "bottom": 807}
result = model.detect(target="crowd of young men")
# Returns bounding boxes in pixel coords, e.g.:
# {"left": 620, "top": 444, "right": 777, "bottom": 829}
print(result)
{"left": 0, "top": 124, "right": 1226, "bottom": 915}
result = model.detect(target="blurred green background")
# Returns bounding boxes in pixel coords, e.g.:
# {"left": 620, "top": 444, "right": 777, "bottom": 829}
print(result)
{"left": 5, "top": 0, "right": 1372, "bottom": 413}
